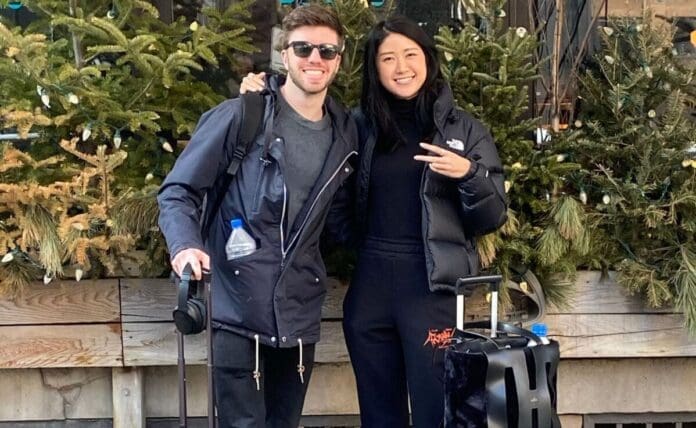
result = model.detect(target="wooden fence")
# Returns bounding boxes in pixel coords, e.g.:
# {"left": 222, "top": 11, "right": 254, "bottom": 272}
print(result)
{"left": 1, "top": 271, "right": 696, "bottom": 426}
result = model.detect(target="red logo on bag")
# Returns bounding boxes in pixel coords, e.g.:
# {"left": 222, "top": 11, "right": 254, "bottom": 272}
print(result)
{"left": 423, "top": 328, "right": 455, "bottom": 349}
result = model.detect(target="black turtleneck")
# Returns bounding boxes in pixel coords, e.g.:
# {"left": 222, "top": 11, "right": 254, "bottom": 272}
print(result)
{"left": 365, "top": 97, "right": 430, "bottom": 245}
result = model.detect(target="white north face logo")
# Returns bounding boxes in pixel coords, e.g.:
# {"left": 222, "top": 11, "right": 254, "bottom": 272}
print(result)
{"left": 446, "top": 138, "right": 464, "bottom": 151}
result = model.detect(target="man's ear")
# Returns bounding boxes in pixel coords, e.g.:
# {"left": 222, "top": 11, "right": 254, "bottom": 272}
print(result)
{"left": 280, "top": 49, "right": 289, "bottom": 69}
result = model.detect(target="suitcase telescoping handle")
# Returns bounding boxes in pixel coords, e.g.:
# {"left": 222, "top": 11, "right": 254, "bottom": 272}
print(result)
{"left": 455, "top": 275, "right": 503, "bottom": 338}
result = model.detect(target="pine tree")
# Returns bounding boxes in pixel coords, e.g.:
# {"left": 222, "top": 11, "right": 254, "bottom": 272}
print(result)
{"left": 557, "top": 14, "right": 696, "bottom": 331}
{"left": 327, "top": 0, "right": 394, "bottom": 107}
{"left": 0, "top": 0, "right": 255, "bottom": 293}
{"left": 435, "top": 0, "right": 588, "bottom": 305}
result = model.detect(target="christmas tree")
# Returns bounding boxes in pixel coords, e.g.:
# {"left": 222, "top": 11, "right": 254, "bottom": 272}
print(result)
{"left": 0, "top": 0, "right": 255, "bottom": 293}
{"left": 557, "top": 14, "right": 696, "bottom": 331}
{"left": 435, "top": 0, "right": 589, "bottom": 305}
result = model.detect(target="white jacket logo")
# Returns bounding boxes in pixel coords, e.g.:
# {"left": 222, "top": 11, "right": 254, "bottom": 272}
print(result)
{"left": 446, "top": 138, "right": 464, "bottom": 151}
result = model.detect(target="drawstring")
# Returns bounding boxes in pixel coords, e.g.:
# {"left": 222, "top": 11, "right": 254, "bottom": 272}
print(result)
{"left": 297, "top": 338, "right": 305, "bottom": 384}
{"left": 253, "top": 334, "right": 261, "bottom": 391}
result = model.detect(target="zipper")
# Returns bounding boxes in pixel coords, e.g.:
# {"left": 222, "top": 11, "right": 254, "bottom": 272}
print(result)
{"left": 280, "top": 150, "right": 357, "bottom": 265}
{"left": 280, "top": 183, "right": 288, "bottom": 269}
{"left": 419, "top": 158, "right": 434, "bottom": 291}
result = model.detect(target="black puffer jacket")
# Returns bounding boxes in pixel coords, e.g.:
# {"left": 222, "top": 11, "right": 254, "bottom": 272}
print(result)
{"left": 352, "top": 84, "right": 507, "bottom": 292}
{"left": 158, "top": 76, "right": 358, "bottom": 347}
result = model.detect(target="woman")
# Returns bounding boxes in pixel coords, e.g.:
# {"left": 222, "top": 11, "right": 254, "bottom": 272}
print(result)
{"left": 241, "top": 15, "right": 506, "bottom": 427}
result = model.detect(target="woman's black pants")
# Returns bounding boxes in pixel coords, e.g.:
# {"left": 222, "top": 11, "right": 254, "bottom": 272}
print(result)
{"left": 343, "top": 238, "right": 457, "bottom": 428}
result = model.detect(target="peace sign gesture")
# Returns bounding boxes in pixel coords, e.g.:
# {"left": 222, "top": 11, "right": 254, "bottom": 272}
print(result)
{"left": 414, "top": 142, "right": 472, "bottom": 179}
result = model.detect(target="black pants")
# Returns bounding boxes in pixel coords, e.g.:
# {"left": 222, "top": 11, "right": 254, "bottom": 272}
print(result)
{"left": 343, "top": 239, "right": 456, "bottom": 428}
{"left": 212, "top": 329, "right": 315, "bottom": 428}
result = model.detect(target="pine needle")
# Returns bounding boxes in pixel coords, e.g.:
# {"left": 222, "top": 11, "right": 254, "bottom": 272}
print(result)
{"left": 676, "top": 247, "right": 696, "bottom": 334}
{"left": 477, "top": 233, "right": 497, "bottom": 268}
{"left": 536, "top": 227, "right": 569, "bottom": 266}
{"left": 20, "top": 205, "right": 63, "bottom": 277}
{"left": 552, "top": 196, "right": 584, "bottom": 241}
{"left": 0, "top": 253, "right": 42, "bottom": 297}
{"left": 111, "top": 187, "right": 160, "bottom": 236}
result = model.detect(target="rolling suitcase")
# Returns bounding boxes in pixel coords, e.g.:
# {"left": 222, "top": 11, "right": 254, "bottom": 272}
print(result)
{"left": 172, "top": 264, "right": 216, "bottom": 428}
{"left": 443, "top": 275, "right": 561, "bottom": 428}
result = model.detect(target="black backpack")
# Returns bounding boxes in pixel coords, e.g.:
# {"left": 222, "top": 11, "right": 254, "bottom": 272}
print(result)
{"left": 200, "top": 92, "right": 265, "bottom": 243}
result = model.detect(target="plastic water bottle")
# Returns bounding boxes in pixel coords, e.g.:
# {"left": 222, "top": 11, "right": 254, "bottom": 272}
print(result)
{"left": 225, "top": 218, "right": 257, "bottom": 260}
{"left": 531, "top": 323, "right": 551, "bottom": 345}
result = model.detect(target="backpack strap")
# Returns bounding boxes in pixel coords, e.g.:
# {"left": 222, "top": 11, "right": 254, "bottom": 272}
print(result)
{"left": 226, "top": 92, "right": 265, "bottom": 176}
{"left": 200, "top": 92, "right": 265, "bottom": 243}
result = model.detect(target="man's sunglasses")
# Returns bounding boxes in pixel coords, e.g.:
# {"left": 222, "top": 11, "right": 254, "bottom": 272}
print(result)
{"left": 285, "top": 41, "right": 342, "bottom": 60}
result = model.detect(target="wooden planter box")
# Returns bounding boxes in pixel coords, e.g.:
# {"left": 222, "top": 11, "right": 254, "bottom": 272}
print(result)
{"left": 1, "top": 272, "right": 695, "bottom": 427}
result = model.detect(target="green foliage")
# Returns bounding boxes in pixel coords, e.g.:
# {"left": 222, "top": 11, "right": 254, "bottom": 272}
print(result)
{"left": 435, "top": 0, "right": 587, "bottom": 304}
{"left": 328, "top": 0, "right": 394, "bottom": 107}
{"left": 0, "top": 0, "right": 255, "bottom": 290}
{"left": 556, "top": 14, "right": 696, "bottom": 331}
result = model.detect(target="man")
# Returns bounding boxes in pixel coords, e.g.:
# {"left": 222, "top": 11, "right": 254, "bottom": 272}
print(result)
{"left": 157, "top": 5, "right": 356, "bottom": 427}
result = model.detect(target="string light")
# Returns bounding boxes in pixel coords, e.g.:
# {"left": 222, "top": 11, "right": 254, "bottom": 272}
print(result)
{"left": 40, "top": 89, "right": 51, "bottom": 108}
{"left": 113, "top": 129, "right": 122, "bottom": 148}
{"left": 82, "top": 122, "right": 92, "bottom": 141}
{"left": 106, "top": 4, "right": 118, "bottom": 19}
{"left": 160, "top": 138, "right": 173, "bottom": 153}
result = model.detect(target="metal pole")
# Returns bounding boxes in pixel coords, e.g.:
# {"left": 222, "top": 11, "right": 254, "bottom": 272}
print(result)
{"left": 177, "top": 331, "right": 187, "bottom": 428}
{"left": 206, "top": 274, "right": 216, "bottom": 428}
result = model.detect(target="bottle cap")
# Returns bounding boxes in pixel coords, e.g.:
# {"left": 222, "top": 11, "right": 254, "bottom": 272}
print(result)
{"left": 230, "top": 218, "right": 243, "bottom": 228}
{"left": 531, "top": 323, "right": 547, "bottom": 337}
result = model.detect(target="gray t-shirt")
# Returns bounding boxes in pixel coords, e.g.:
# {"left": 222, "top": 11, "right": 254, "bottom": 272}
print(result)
{"left": 275, "top": 92, "right": 333, "bottom": 230}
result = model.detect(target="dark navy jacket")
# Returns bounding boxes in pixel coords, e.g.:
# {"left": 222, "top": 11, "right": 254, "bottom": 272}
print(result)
{"left": 158, "top": 76, "right": 358, "bottom": 347}
{"left": 352, "top": 84, "right": 507, "bottom": 292}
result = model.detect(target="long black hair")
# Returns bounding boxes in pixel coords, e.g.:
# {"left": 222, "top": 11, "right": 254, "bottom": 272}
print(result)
{"left": 360, "top": 15, "right": 444, "bottom": 152}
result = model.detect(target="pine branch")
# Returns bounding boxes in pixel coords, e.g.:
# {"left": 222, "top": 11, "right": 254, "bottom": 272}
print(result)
{"left": 68, "top": 0, "right": 84, "bottom": 68}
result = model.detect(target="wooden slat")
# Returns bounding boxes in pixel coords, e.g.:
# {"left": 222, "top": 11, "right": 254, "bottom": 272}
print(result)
{"left": 120, "top": 278, "right": 175, "bottom": 323}
{"left": 0, "top": 279, "right": 120, "bottom": 325}
{"left": 122, "top": 321, "right": 349, "bottom": 366}
{"left": 120, "top": 277, "right": 348, "bottom": 323}
{"left": 316, "top": 321, "right": 349, "bottom": 363}
{"left": 548, "top": 271, "right": 676, "bottom": 315}
{"left": 608, "top": 0, "right": 694, "bottom": 17}
{"left": 547, "top": 313, "right": 696, "bottom": 358}
{"left": 0, "top": 324, "right": 123, "bottom": 368}
{"left": 112, "top": 367, "right": 145, "bottom": 428}
{"left": 122, "top": 322, "right": 205, "bottom": 366}
{"left": 320, "top": 278, "right": 348, "bottom": 319}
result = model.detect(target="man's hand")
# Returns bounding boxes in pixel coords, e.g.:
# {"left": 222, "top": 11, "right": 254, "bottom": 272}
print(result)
{"left": 240, "top": 71, "right": 267, "bottom": 94}
{"left": 414, "top": 142, "right": 472, "bottom": 179}
{"left": 171, "top": 248, "right": 210, "bottom": 280}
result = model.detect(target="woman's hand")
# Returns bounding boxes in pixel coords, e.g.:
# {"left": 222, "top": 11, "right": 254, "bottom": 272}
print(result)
{"left": 414, "top": 142, "right": 472, "bottom": 179}
{"left": 239, "top": 71, "right": 267, "bottom": 94}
